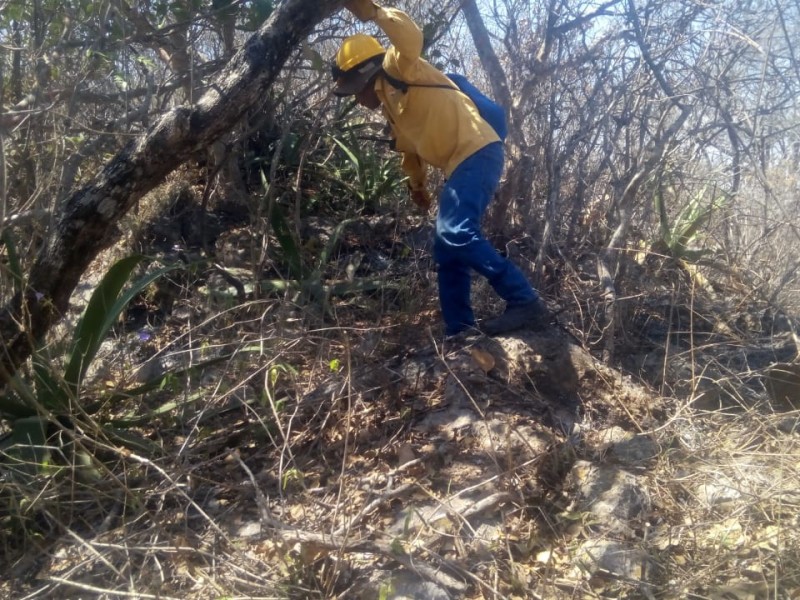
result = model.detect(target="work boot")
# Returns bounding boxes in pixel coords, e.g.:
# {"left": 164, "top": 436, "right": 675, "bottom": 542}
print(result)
{"left": 480, "top": 299, "right": 552, "bottom": 336}
{"left": 441, "top": 325, "right": 482, "bottom": 352}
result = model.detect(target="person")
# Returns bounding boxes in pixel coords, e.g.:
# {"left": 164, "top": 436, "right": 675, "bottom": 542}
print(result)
{"left": 332, "top": 0, "right": 549, "bottom": 337}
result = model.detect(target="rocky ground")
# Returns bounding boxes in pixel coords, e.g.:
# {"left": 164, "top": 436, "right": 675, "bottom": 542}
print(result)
{"left": 2, "top": 206, "right": 799, "bottom": 599}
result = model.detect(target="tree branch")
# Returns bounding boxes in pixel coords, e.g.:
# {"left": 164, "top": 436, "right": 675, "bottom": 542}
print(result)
{"left": 460, "top": 0, "right": 512, "bottom": 111}
{"left": 0, "top": 0, "right": 346, "bottom": 387}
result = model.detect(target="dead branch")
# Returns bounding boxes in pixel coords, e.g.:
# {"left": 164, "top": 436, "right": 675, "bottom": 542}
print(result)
{"left": 0, "top": 0, "right": 347, "bottom": 388}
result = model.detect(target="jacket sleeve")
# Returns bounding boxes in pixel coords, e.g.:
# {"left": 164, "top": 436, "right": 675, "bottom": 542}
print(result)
{"left": 401, "top": 152, "right": 427, "bottom": 191}
{"left": 370, "top": 5, "right": 427, "bottom": 189}
{"left": 385, "top": 113, "right": 426, "bottom": 189}
{"left": 343, "top": 0, "right": 379, "bottom": 22}
{"left": 374, "top": 7, "right": 423, "bottom": 77}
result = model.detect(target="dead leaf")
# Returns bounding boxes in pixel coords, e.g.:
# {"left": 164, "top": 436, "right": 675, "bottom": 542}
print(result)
{"left": 470, "top": 348, "right": 496, "bottom": 373}
{"left": 298, "top": 542, "right": 330, "bottom": 565}
{"left": 397, "top": 443, "right": 416, "bottom": 466}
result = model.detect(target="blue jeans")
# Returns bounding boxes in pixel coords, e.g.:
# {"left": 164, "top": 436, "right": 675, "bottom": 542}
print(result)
{"left": 434, "top": 142, "right": 538, "bottom": 335}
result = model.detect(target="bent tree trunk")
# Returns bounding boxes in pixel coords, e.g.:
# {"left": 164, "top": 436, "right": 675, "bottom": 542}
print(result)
{"left": 0, "top": 0, "right": 344, "bottom": 387}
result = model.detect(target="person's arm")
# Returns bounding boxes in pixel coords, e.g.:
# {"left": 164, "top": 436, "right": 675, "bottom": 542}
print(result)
{"left": 373, "top": 7, "right": 423, "bottom": 73}
{"left": 385, "top": 116, "right": 427, "bottom": 192}
{"left": 346, "top": 2, "right": 429, "bottom": 210}
{"left": 401, "top": 153, "right": 431, "bottom": 212}
{"left": 401, "top": 152, "right": 427, "bottom": 192}
{"left": 345, "top": 1, "right": 423, "bottom": 76}
{"left": 344, "top": 0, "right": 378, "bottom": 21}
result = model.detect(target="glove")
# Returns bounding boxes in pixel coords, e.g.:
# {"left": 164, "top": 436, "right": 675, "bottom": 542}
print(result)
{"left": 409, "top": 187, "right": 432, "bottom": 213}
{"left": 344, "top": 0, "right": 379, "bottom": 22}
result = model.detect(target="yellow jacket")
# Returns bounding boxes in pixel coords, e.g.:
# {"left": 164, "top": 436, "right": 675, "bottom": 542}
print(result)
{"left": 370, "top": 7, "right": 500, "bottom": 191}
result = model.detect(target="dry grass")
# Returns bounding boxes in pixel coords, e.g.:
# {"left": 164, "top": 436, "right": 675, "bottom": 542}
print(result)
{"left": 3, "top": 221, "right": 800, "bottom": 600}
{"left": 648, "top": 405, "right": 800, "bottom": 599}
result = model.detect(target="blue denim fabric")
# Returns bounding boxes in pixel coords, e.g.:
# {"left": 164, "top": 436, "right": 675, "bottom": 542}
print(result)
{"left": 434, "top": 142, "right": 538, "bottom": 335}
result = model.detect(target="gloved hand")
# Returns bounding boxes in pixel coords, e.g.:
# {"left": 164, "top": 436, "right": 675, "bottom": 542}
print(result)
{"left": 409, "top": 187, "right": 432, "bottom": 213}
{"left": 344, "top": 0, "right": 379, "bottom": 22}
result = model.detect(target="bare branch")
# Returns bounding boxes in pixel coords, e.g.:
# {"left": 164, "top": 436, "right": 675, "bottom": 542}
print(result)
{"left": 0, "top": 0, "right": 347, "bottom": 387}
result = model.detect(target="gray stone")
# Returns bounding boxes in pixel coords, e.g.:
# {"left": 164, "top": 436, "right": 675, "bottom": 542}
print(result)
{"left": 416, "top": 407, "right": 477, "bottom": 437}
{"left": 573, "top": 539, "right": 651, "bottom": 580}
{"left": 597, "top": 426, "right": 659, "bottom": 465}
{"left": 472, "top": 418, "right": 553, "bottom": 458}
{"left": 764, "top": 362, "right": 800, "bottom": 411}
{"left": 565, "top": 461, "right": 651, "bottom": 535}
{"left": 354, "top": 570, "right": 450, "bottom": 600}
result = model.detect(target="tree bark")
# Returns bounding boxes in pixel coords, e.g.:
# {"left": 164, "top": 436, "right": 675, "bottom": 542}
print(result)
{"left": 460, "top": 0, "right": 512, "bottom": 113}
{"left": 594, "top": 0, "right": 693, "bottom": 362}
{"left": 0, "top": 0, "right": 344, "bottom": 387}
{"left": 460, "top": 0, "right": 530, "bottom": 238}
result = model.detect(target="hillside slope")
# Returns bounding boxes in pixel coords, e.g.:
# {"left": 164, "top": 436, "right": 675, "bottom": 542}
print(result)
{"left": 2, "top": 210, "right": 798, "bottom": 599}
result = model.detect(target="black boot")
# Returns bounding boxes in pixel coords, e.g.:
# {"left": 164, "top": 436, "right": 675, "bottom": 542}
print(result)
{"left": 481, "top": 299, "right": 552, "bottom": 335}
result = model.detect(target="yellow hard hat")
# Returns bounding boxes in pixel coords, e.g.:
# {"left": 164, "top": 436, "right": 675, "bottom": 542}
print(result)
{"left": 332, "top": 34, "right": 385, "bottom": 96}
{"left": 335, "top": 34, "right": 385, "bottom": 72}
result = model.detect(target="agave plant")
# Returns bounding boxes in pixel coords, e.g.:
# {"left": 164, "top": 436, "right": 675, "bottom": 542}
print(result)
{"left": 655, "top": 184, "right": 727, "bottom": 261}
{"left": 329, "top": 130, "right": 404, "bottom": 208}
{"left": 258, "top": 168, "right": 395, "bottom": 310}
{"left": 0, "top": 254, "right": 230, "bottom": 475}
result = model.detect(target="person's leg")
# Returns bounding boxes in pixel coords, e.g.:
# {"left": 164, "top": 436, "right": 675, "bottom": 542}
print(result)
{"left": 435, "top": 143, "right": 538, "bottom": 318}
{"left": 433, "top": 239, "right": 475, "bottom": 336}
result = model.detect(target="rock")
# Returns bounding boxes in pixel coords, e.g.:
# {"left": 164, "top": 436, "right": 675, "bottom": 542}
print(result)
{"left": 572, "top": 539, "right": 651, "bottom": 581}
{"left": 493, "top": 332, "right": 593, "bottom": 401}
{"left": 565, "top": 461, "right": 651, "bottom": 535}
{"left": 471, "top": 418, "right": 553, "bottom": 458}
{"left": 764, "top": 362, "right": 800, "bottom": 411}
{"left": 351, "top": 570, "right": 450, "bottom": 600}
{"left": 595, "top": 426, "right": 659, "bottom": 465}
{"left": 696, "top": 475, "right": 742, "bottom": 506}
